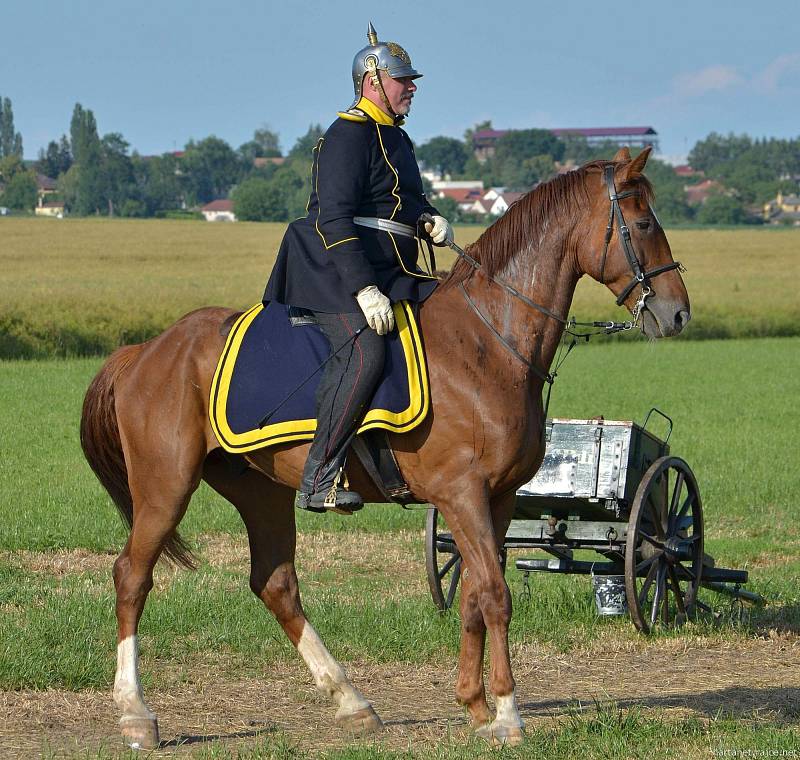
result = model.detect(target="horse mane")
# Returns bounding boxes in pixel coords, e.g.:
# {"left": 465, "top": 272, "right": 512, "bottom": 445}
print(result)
{"left": 441, "top": 159, "right": 654, "bottom": 287}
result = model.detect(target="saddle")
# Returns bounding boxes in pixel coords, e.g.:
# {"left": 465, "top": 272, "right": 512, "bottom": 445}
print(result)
{"left": 210, "top": 301, "right": 429, "bottom": 503}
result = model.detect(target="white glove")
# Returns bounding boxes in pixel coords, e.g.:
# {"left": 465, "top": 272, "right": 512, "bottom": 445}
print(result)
{"left": 356, "top": 285, "right": 394, "bottom": 335}
{"left": 425, "top": 215, "right": 453, "bottom": 246}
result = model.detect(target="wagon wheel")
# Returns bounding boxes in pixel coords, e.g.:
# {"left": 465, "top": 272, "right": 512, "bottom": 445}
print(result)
{"left": 425, "top": 508, "right": 507, "bottom": 611}
{"left": 625, "top": 456, "right": 704, "bottom": 634}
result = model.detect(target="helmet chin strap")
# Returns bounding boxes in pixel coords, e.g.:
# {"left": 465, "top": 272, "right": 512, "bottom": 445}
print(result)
{"left": 364, "top": 57, "right": 402, "bottom": 123}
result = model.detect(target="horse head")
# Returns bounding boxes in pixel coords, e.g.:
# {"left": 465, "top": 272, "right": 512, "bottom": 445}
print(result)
{"left": 580, "top": 147, "right": 690, "bottom": 338}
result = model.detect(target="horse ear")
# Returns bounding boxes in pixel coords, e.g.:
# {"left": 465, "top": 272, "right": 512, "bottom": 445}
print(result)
{"left": 612, "top": 147, "right": 631, "bottom": 162}
{"left": 623, "top": 146, "right": 653, "bottom": 180}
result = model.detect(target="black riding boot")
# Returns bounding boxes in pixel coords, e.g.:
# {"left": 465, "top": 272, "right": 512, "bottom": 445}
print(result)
{"left": 296, "top": 452, "right": 363, "bottom": 514}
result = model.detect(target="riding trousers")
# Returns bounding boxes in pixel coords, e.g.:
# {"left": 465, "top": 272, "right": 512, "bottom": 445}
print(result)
{"left": 299, "top": 311, "right": 385, "bottom": 495}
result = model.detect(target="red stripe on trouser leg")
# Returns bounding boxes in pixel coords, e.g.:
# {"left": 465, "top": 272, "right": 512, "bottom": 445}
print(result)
{"left": 312, "top": 314, "right": 364, "bottom": 492}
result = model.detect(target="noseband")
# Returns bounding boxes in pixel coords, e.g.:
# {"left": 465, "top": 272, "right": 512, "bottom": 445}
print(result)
{"left": 598, "top": 164, "right": 682, "bottom": 308}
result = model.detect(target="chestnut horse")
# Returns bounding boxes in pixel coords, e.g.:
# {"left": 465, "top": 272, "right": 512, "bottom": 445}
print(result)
{"left": 80, "top": 147, "right": 689, "bottom": 749}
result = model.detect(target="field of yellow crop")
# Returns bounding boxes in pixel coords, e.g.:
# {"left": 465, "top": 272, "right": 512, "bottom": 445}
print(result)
{"left": 0, "top": 217, "right": 797, "bottom": 356}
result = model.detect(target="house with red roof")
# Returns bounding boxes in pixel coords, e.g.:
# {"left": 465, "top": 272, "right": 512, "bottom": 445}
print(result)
{"left": 201, "top": 199, "right": 236, "bottom": 222}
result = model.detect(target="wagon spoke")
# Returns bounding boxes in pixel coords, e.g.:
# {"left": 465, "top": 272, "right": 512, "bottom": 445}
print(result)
{"left": 647, "top": 496, "right": 666, "bottom": 539}
{"left": 667, "top": 566, "right": 687, "bottom": 615}
{"left": 437, "top": 552, "right": 460, "bottom": 580}
{"left": 636, "top": 554, "right": 660, "bottom": 574}
{"left": 638, "top": 560, "right": 659, "bottom": 606}
{"left": 445, "top": 559, "right": 462, "bottom": 608}
{"left": 677, "top": 492, "right": 695, "bottom": 520}
{"left": 650, "top": 563, "right": 667, "bottom": 627}
{"left": 639, "top": 532, "right": 665, "bottom": 550}
{"left": 668, "top": 471, "right": 685, "bottom": 531}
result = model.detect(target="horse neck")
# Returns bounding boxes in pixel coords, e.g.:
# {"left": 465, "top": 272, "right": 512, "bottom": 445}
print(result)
{"left": 463, "top": 228, "right": 581, "bottom": 388}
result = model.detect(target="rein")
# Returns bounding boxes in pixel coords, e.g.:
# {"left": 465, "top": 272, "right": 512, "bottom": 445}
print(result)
{"left": 438, "top": 166, "right": 683, "bottom": 401}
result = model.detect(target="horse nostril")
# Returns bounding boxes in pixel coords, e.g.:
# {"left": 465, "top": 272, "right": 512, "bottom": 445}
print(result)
{"left": 675, "top": 309, "right": 691, "bottom": 331}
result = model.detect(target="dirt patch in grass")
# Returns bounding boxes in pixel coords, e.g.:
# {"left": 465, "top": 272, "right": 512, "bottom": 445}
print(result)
{"left": 1, "top": 548, "right": 116, "bottom": 577}
{"left": 4, "top": 637, "right": 799, "bottom": 758}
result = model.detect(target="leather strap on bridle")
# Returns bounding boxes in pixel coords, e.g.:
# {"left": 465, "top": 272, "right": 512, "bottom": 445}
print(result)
{"left": 599, "top": 164, "right": 682, "bottom": 306}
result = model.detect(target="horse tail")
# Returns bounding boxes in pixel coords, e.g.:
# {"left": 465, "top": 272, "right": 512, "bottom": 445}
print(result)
{"left": 80, "top": 344, "right": 196, "bottom": 569}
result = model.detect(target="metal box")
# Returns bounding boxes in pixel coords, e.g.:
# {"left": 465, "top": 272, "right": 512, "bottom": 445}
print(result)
{"left": 514, "top": 418, "right": 669, "bottom": 520}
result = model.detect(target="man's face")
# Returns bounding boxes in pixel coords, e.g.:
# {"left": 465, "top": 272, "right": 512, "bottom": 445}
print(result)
{"left": 380, "top": 75, "right": 417, "bottom": 115}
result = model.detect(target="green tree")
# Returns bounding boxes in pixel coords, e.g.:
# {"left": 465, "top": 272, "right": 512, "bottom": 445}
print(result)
{"left": 494, "top": 129, "right": 565, "bottom": 165}
{"left": 642, "top": 159, "right": 693, "bottom": 225}
{"left": 239, "top": 126, "right": 282, "bottom": 163}
{"left": 560, "top": 136, "right": 628, "bottom": 165}
{"left": 416, "top": 136, "right": 469, "bottom": 177}
{"left": 99, "top": 133, "right": 134, "bottom": 216}
{"left": 432, "top": 195, "right": 459, "bottom": 223}
{"left": 0, "top": 153, "right": 24, "bottom": 184}
{"left": 0, "top": 97, "right": 23, "bottom": 158}
{"left": 132, "top": 152, "right": 183, "bottom": 215}
{"left": 288, "top": 124, "right": 324, "bottom": 160}
{"left": 232, "top": 176, "right": 287, "bottom": 221}
{"left": 463, "top": 120, "right": 493, "bottom": 147}
{"left": 695, "top": 193, "right": 746, "bottom": 225}
{"left": 69, "top": 103, "right": 104, "bottom": 214}
{"left": 37, "top": 135, "right": 72, "bottom": 178}
{"left": 688, "top": 132, "right": 753, "bottom": 174}
{"left": 181, "top": 136, "right": 242, "bottom": 205}
{"left": 0, "top": 169, "right": 37, "bottom": 209}
{"left": 500, "top": 154, "right": 556, "bottom": 191}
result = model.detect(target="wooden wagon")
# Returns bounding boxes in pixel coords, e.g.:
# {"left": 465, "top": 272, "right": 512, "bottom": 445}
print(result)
{"left": 425, "top": 410, "right": 762, "bottom": 633}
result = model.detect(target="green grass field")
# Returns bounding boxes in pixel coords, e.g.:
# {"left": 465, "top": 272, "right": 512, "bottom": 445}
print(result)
{"left": 0, "top": 217, "right": 798, "bottom": 357}
{"left": 1, "top": 218, "right": 799, "bottom": 757}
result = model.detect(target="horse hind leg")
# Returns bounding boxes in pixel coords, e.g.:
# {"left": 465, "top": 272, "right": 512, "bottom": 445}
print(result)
{"left": 202, "top": 452, "right": 382, "bottom": 734}
{"left": 111, "top": 426, "right": 205, "bottom": 748}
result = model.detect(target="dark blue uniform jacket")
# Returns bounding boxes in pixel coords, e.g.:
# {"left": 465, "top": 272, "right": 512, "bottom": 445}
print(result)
{"left": 263, "top": 112, "right": 440, "bottom": 313}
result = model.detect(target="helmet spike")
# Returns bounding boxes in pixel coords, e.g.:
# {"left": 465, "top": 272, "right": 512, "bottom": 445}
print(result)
{"left": 367, "top": 21, "right": 378, "bottom": 46}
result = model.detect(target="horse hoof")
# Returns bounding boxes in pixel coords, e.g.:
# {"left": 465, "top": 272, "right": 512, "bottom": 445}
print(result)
{"left": 336, "top": 705, "right": 384, "bottom": 735}
{"left": 475, "top": 721, "right": 525, "bottom": 746}
{"left": 120, "top": 716, "right": 160, "bottom": 749}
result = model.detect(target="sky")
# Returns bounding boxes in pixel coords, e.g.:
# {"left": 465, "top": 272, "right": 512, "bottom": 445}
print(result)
{"left": 3, "top": 0, "right": 799, "bottom": 164}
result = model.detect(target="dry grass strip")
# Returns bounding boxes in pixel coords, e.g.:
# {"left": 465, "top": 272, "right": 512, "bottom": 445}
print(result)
{"left": 3, "top": 637, "right": 799, "bottom": 758}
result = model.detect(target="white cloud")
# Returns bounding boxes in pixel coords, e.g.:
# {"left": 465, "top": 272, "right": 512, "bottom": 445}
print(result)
{"left": 672, "top": 65, "right": 744, "bottom": 98}
{"left": 755, "top": 52, "right": 800, "bottom": 93}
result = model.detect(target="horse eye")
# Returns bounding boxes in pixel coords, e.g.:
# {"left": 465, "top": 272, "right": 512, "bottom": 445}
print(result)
{"left": 635, "top": 219, "right": 651, "bottom": 231}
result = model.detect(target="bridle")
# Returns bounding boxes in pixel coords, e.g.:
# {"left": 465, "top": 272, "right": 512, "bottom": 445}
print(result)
{"left": 598, "top": 164, "right": 683, "bottom": 310}
{"left": 444, "top": 163, "right": 684, "bottom": 390}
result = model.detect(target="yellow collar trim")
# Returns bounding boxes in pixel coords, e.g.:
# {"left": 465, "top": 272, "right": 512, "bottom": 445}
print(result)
{"left": 356, "top": 97, "right": 399, "bottom": 126}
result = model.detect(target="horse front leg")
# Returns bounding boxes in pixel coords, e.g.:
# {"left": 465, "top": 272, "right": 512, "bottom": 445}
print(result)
{"left": 455, "top": 569, "right": 491, "bottom": 727}
{"left": 439, "top": 488, "right": 524, "bottom": 746}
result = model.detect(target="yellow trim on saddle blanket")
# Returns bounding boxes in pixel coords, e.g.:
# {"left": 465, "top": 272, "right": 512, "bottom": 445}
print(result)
{"left": 209, "top": 301, "right": 429, "bottom": 454}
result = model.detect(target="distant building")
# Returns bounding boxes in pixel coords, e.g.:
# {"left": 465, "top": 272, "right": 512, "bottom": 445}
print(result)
{"left": 36, "top": 174, "right": 57, "bottom": 206}
{"left": 253, "top": 157, "right": 285, "bottom": 169}
{"left": 674, "top": 165, "right": 704, "bottom": 178}
{"left": 201, "top": 199, "right": 236, "bottom": 222}
{"left": 763, "top": 192, "right": 800, "bottom": 225}
{"left": 472, "top": 126, "right": 659, "bottom": 162}
{"left": 35, "top": 201, "right": 65, "bottom": 218}
{"left": 685, "top": 179, "right": 723, "bottom": 206}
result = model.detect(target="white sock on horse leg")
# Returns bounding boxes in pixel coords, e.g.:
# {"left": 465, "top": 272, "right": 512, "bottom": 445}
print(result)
{"left": 296, "top": 622, "right": 371, "bottom": 715}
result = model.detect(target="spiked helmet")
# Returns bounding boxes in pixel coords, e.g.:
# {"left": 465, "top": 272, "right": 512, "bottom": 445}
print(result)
{"left": 350, "top": 22, "right": 422, "bottom": 111}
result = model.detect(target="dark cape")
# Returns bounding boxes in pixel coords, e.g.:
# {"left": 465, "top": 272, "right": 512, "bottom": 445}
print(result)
{"left": 263, "top": 110, "right": 440, "bottom": 313}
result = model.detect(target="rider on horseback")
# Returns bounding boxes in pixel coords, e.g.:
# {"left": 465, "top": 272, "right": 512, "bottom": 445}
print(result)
{"left": 263, "top": 23, "right": 453, "bottom": 513}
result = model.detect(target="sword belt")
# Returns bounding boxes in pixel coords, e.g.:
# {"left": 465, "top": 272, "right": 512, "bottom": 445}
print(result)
{"left": 353, "top": 216, "right": 416, "bottom": 238}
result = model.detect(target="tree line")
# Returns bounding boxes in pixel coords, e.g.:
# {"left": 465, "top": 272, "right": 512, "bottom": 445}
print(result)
{"left": 1, "top": 96, "right": 797, "bottom": 225}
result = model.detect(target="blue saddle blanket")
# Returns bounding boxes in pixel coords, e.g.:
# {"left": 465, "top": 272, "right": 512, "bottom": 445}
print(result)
{"left": 210, "top": 301, "right": 429, "bottom": 453}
